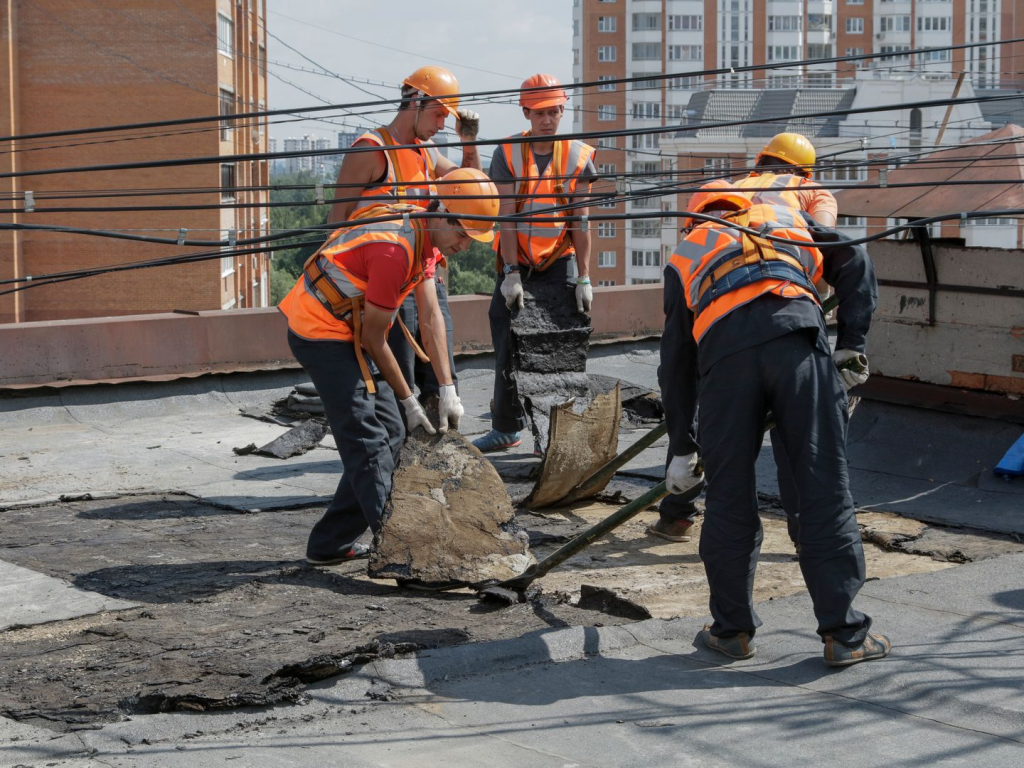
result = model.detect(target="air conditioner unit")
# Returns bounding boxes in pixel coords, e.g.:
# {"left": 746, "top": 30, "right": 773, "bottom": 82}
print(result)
{"left": 876, "top": 32, "right": 886, "bottom": 39}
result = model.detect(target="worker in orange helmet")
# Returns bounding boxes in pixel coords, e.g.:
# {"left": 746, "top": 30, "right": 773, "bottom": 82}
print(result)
{"left": 473, "top": 73, "right": 598, "bottom": 456}
{"left": 279, "top": 169, "right": 499, "bottom": 573}
{"left": 329, "top": 66, "right": 483, "bottom": 408}
{"left": 647, "top": 135, "right": 843, "bottom": 544}
{"left": 659, "top": 190, "right": 888, "bottom": 667}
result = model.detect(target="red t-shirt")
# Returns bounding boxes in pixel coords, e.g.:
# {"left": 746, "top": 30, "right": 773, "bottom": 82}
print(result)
{"left": 337, "top": 231, "right": 437, "bottom": 312}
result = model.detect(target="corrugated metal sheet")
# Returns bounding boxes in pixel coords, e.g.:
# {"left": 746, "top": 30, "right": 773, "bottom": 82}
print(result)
{"left": 835, "top": 124, "right": 1024, "bottom": 218}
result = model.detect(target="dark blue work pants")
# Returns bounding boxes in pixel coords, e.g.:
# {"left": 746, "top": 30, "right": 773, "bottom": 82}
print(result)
{"left": 697, "top": 330, "right": 871, "bottom": 646}
{"left": 388, "top": 277, "right": 457, "bottom": 401}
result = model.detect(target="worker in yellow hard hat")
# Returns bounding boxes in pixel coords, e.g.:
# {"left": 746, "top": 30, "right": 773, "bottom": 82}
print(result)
{"left": 279, "top": 168, "right": 499, "bottom": 569}
{"left": 473, "top": 73, "right": 598, "bottom": 456}
{"left": 648, "top": 132, "right": 841, "bottom": 544}
{"left": 328, "top": 66, "right": 485, "bottom": 407}
{"left": 732, "top": 132, "right": 837, "bottom": 226}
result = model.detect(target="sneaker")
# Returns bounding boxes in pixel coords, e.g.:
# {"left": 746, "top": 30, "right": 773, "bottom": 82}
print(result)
{"left": 700, "top": 625, "right": 756, "bottom": 660}
{"left": 647, "top": 518, "right": 694, "bottom": 542}
{"left": 824, "top": 633, "right": 892, "bottom": 667}
{"left": 534, "top": 444, "right": 546, "bottom": 460}
{"left": 306, "top": 542, "right": 370, "bottom": 566}
{"left": 472, "top": 429, "right": 522, "bottom": 453}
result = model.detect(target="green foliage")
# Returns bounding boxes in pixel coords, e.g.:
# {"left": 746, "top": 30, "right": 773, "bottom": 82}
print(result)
{"left": 448, "top": 238, "right": 497, "bottom": 296}
{"left": 268, "top": 171, "right": 329, "bottom": 304}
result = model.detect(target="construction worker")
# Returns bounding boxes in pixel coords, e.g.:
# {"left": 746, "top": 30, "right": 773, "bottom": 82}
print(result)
{"left": 279, "top": 168, "right": 499, "bottom": 566}
{"left": 330, "top": 66, "right": 482, "bottom": 403}
{"left": 472, "top": 74, "right": 597, "bottom": 455}
{"left": 648, "top": 132, "right": 837, "bottom": 543}
{"left": 660, "top": 192, "right": 889, "bottom": 666}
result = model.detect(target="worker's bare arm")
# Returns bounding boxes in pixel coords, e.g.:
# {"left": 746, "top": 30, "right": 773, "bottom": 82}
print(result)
{"left": 328, "top": 146, "right": 386, "bottom": 226}
{"left": 414, "top": 278, "right": 453, "bottom": 387}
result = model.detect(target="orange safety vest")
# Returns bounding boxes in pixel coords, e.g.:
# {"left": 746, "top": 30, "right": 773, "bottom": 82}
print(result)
{"left": 731, "top": 172, "right": 811, "bottom": 209}
{"left": 351, "top": 128, "right": 441, "bottom": 216}
{"left": 278, "top": 204, "right": 430, "bottom": 393}
{"left": 667, "top": 204, "right": 824, "bottom": 342}
{"left": 495, "top": 134, "right": 596, "bottom": 271}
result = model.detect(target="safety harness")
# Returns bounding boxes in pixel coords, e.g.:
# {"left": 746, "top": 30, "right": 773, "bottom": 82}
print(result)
{"left": 694, "top": 209, "right": 821, "bottom": 318}
{"left": 375, "top": 126, "right": 436, "bottom": 199}
{"left": 302, "top": 204, "right": 431, "bottom": 394}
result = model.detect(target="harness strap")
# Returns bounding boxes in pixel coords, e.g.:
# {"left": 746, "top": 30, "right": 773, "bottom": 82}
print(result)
{"left": 377, "top": 127, "right": 408, "bottom": 198}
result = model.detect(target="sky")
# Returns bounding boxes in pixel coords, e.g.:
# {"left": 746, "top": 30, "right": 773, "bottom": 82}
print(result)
{"left": 265, "top": 1, "right": 573, "bottom": 156}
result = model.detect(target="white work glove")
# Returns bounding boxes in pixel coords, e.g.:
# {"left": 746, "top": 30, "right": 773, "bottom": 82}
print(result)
{"left": 455, "top": 109, "right": 480, "bottom": 141}
{"left": 400, "top": 395, "right": 436, "bottom": 436}
{"left": 501, "top": 272, "right": 525, "bottom": 311}
{"left": 575, "top": 278, "right": 593, "bottom": 314}
{"left": 437, "top": 384, "right": 464, "bottom": 434}
{"left": 833, "top": 349, "right": 870, "bottom": 392}
{"left": 666, "top": 453, "right": 703, "bottom": 495}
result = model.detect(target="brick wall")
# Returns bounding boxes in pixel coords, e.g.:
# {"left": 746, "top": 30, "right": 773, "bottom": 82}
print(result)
{"left": 0, "top": 0, "right": 268, "bottom": 323}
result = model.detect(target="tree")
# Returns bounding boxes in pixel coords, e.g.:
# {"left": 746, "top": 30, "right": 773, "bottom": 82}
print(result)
{"left": 448, "top": 238, "right": 497, "bottom": 295}
{"left": 269, "top": 171, "right": 329, "bottom": 304}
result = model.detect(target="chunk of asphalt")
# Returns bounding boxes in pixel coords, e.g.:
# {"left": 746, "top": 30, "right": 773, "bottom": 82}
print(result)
{"left": 252, "top": 420, "right": 329, "bottom": 460}
{"left": 575, "top": 584, "right": 653, "bottom": 621}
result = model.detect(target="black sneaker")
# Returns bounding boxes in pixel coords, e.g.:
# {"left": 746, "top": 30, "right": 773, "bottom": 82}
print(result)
{"left": 306, "top": 542, "right": 370, "bottom": 566}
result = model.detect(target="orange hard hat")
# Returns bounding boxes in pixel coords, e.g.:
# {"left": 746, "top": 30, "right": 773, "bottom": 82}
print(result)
{"left": 403, "top": 66, "right": 461, "bottom": 117}
{"left": 519, "top": 73, "right": 568, "bottom": 110}
{"left": 683, "top": 180, "right": 750, "bottom": 229}
{"left": 756, "top": 132, "right": 816, "bottom": 175}
{"left": 438, "top": 168, "right": 499, "bottom": 243}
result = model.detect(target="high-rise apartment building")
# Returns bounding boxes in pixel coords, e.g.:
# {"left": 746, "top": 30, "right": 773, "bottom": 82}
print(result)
{"left": 0, "top": 0, "right": 270, "bottom": 322}
{"left": 572, "top": 0, "right": 1024, "bottom": 284}
{"left": 283, "top": 135, "right": 333, "bottom": 177}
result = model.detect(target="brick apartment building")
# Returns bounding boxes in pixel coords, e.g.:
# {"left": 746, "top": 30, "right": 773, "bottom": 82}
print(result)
{"left": 572, "top": 0, "right": 1024, "bottom": 286}
{"left": 0, "top": 0, "right": 269, "bottom": 323}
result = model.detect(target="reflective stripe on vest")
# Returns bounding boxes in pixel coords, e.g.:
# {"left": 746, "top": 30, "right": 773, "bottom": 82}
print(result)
{"left": 499, "top": 134, "right": 595, "bottom": 270}
{"left": 666, "top": 203, "right": 824, "bottom": 342}
{"left": 733, "top": 172, "right": 805, "bottom": 210}
{"left": 351, "top": 129, "right": 440, "bottom": 216}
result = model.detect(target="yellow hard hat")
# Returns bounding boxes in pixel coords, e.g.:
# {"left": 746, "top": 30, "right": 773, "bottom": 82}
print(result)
{"left": 438, "top": 168, "right": 498, "bottom": 243}
{"left": 403, "top": 66, "right": 461, "bottom": 118}
{"left": 756, "top": 132, "right": 816, "bottom": 175}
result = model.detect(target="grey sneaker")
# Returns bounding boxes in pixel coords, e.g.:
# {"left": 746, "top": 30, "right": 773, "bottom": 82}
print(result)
{"left": 306, "top": 542, "right": 370, "bottom": 566}
{"left": 824, "top": 633, "right": 892, "bottom": 667}
{"left": 700, "top": 624, "right": 756, "bottom": 660}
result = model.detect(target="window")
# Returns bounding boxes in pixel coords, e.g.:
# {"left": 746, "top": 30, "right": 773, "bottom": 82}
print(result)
{"left": 767, "top": 15, "right": 801, "bottom": 31}
{"left": 598, "top": 75, "right": 616, "bottom": 92}
{"left": 598, "top": 105, "right": 617, "bottom": 121}
{"left": 836, "top": 215, "right": 866, "bottom": 227}
{"left": 923, "top": 48, "right": 951, "bottom": 61}
{"left": 631, "top": 196, "right": 657, "bottom": 209}
{"left": 631, "top": 221, "right": 660, "bottom": 238}
{"left": 632, "top": 13, "right": 660, "bottom": 31}
{"left": 704, "top": 157, "right": 733, "bottom": 171}
{"left": 217, "top": 13, "right": 234, "bottom": 56}
{"left": 632, "top": 73, "right": 660, "bottom": 90}
{"left": 631, "top": 278, "right": 661, "bottom": 285}
{"left": 598, "top": 222, "right": 616, "bottom": 238}
{"left": 970, "top": 217, "right": 1017, "bottom": 227}
{"left": 879, "top": 16, "right": 912, "bottom": 32}
{"left": 632, "top": 161, "right": 658, "bottom": 178}
{"left": 598, "top": 0, "right": 615, "bottom": 3}
{"left": 632, "top": 42, "right": 660, "bottom": 60}
{"left": 631, "top": 101, "right": 660, "bottom": 119}
{"left": 879, "top": 45, "right": 911, "bottom": 60}
{"left": 573, "top": 48, "right": 580, "bottom": 66}
{"left": 668, "top": 14, "right": 702, "bottom": 31}
{"left": 597, "top": 251, "right": 616, "bottom": 268}
{"left": 845, "top": 47, "right": 867, "bottom": 66}
{"left": 768, "top": 46, "right": 800, "bottom": 61}
{"left": 597, "top": 163, "right": 616, "bottom": 175}
{"left": 598, "top": 45, "right": 617, "bottom": 62}
{"left": 630, "top": 249, "right": 661, "bottom": 266}
{"left": 847, "top": 0, "right": 864, "bottom": 4}
{"left": 257, "top": 44, "right": 266, "bottom": 77}
{"left": 598, "top": 280, "right": 616, "bottom": 287}
{"left": 219, "top": 88, "right": 234, "bottom": 141}
{"left": 598, "top": 16, "right": 617, "bottom": 32}
{"left": 221, "top": 164, "right": 236, "bottom": 201}
{"left": 631, "top": 133, "right": 660, "bottom": 150}
{"left": 667, "top": 75, "right": 699, "bottom": 90}
{"left": 667, "top": 103, "right": 688, "bottom": 121}
{"left": 807, "top": 44, "right": 833, "bottom": 60}
{"left": 807, "top": 14, "right": 832, "bottom": 32}
{"left": 819, "top": 164, "right": 868, "bottom": 183}
{"left": 221, "top": 255, "right": 235, "bottom": 278}
{"left": 668, "top": 45, "right": 702, "bottom": 61}
{"left": 597, "top": 136, "right": 617, "bottom": 149}
{"left": 599, "top": 198, "right": 618, "bottom": 209}
{"left": 918, "top": 16, "right": 951, "bottom": 31}
{"left": 845, "top": 17, "right": 864, "bottom": 33}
